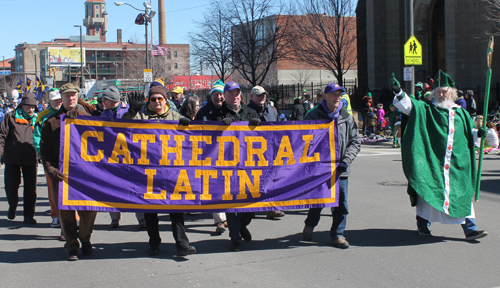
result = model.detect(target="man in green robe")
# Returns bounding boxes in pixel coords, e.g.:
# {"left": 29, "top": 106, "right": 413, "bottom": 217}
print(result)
{"left": 392, "top": 70, "right": 488, "bottom": 241}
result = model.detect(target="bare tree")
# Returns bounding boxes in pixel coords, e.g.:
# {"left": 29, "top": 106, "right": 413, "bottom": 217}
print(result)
{"left": 291, "top": 68, "right": 315, "bottom": 88}
{"left": 292, "top": 0, "right": 357, "bottom": 86}
{"left": 227, "top": 0, "right": 295, "bottom": 87}
{"left": 190, "top": 1, "right": 233, "bottom": 81}
{"left": 484, "top": 0, "right": 500, "bottom": 33}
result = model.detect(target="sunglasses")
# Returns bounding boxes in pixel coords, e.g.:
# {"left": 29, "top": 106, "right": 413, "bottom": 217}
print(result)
{"left": 150, "top": 97, "right": 164, "bottom": 102}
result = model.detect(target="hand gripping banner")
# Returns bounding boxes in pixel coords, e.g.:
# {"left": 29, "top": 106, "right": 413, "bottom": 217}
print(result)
{"left": 59, "top": 116, "right": 340, "bottom": 213}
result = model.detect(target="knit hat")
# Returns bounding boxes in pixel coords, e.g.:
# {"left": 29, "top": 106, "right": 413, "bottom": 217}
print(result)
{"left": 367, "top": 92, "right": 372, "bottom": 98}
{"left": 324, "top": 83, "right": 345, "bottom": 94}
{"left": 11, "top": 90, "right": 19, "bottom": 100}
{"left": 151, "top": 77, "right": 165, "bottom": 88}
{"left": 210, "top": 79, "right": 225, "bottom": 95}
{"left": 434, "top": 70, "right": 455, "bottom": 88}
{"left": 415, "top": 82, "right": 423, "bottom": 89}
{"left": 102, "top": 86, "right": 121, "bottom": 102}
{"left": 148, "top": 85, "right": 168, "bottom": 100}
{"left": 171, "top": 86, "right": 183, "bottom": 94}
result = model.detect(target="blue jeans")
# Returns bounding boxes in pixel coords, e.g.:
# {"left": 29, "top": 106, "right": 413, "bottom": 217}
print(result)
{"left": 416, "top": 215, "right": 478, "bottom": 235}
{"left": 305, "top": 178, "right": 349, "bottom": 238}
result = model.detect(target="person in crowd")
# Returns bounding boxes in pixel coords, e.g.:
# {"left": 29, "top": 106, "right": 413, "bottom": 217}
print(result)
{"left": 387, "top": 104, "right": 402, "bottom": 148}
{"left": 179, "top": 94, "right": 200, "bottom": 120}
{"left": 302, "top": 83, "right": 361, "bottom": 249}
{"left": 40, "top": 83, "right": 98, "bottom": 261}
{"left": 464, "top": 90, "right": 477, "bottom": 117}
{"left": 303, "top": 93, "right": 313, "bottom": 112}
{"left": 33, "top": 88, "right": 62, "bottom": 228}
{"left": 98, "top": 86, "right": 147, "bottom": 230}
{"left": 291, "top": 97, "right": 305, "bottom": 120}
{"left": 171, "top": 86, "right": 185, "bottom": 111}
{"left": 365, "top": 107, "right": 377, "bottom": 136}
{"left": 193, "top": 80, "right": 228, "bottom": 234}
{"left": 247, "top": 85, "right": 286, "bottom": 219}
{"left": 218, "top": 81, "right": 260, "bottom": 251}
{"left": 0, "top": 93, "right": 39, "bottom": 224}
{"left": 362, "top": 92, "right": 373, "bottom": 136}
{"left": 455, "top": 90, "right": 467, "bottom": 109}
{"left": 376, "top": 103, "right": 385, "bottom": 134}
{"left": 124, "top": 85, "right": 196, "bottom": 257}
{"left": 392, "top": 71, "right": 488, "bottom": 241}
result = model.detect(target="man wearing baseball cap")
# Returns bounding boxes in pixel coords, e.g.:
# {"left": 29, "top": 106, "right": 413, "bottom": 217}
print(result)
{"left": 247, "top": 85, "right": 285, "bottom": 220}
{"left": 302, "top": 83, "right": 361, "bottom": 249}
{"left": 171, "top": 86, "right": 185, "bottom": 111}
{"left": 33, "top": 88, "right": 62, "bottom": 228}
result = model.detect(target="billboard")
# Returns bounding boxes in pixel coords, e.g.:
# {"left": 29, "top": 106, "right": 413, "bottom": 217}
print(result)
{"left": 49, "top": 48, "right": 85, "bottom": 66}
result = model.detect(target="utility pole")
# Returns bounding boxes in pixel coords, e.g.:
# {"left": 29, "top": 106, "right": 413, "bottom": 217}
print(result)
{"left": 405, "top": 0, "right": 415, "bottom": 97}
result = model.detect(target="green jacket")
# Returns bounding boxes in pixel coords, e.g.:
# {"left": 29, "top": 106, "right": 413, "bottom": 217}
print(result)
{"left": 34, "top": 107, "right": 58, "bottom": 155}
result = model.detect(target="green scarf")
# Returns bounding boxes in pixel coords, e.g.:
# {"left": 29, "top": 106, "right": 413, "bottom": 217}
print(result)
{"left": 14, "top": 108, "right": 38, "bottom": 129}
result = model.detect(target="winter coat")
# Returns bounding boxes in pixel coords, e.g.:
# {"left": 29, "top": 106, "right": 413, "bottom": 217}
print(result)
{"left": 366, "top": 112, "right": 378, "bottom": 127}
{"left": 123, "top": 105, "right": 183, "bottom": 121}
{"left": 247, "top": 101, "right": 279, "bottom": 121}
{"left": 291, "top": 104, "right": 305, "bottom": 120}
{"left": 40, "top": 105, "right": 89, "bottom": 170}
{"left": 101, "top": 102, "right": 130, "bottom": 119}
{"left": 0, "top": 111, "right": 38, "bottom": 165}
{"left": 305, "top": 104, "right": 361, "bottom": 178}
{"left": 194, "top": 100, "right": 225, "bottom": 121}
{"left": 219, "top": 102, "right": 260, "bottom": 122}
{"left": 376, "top": 108, "right": 385, "bottom": 123}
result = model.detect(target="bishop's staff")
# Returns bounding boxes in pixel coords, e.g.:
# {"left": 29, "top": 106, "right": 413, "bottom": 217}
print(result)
{"left": 475, "top": 36, "right": 494, "bottom": 202}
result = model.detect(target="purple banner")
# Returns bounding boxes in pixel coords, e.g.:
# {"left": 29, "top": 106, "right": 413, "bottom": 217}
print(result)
{"left": 59, "top": 116, "right": 339, "bottom": 213}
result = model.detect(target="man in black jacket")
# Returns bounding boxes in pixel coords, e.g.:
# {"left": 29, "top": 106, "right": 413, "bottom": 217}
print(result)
{"left": 247, "top": 85, "right": 285, "bottom": 220}
{"left": 220, "top": 81, "right": 260, "bottom": 252}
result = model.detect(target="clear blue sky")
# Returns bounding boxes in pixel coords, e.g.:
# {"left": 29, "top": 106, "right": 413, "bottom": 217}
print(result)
{"left": 0, "top": 0, "right": 213, "bottom": 60}
{"left": 0, "top": 0, "right": 359, "bottom": 61}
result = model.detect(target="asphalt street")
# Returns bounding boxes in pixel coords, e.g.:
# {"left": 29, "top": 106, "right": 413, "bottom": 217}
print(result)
{"left": 0, "top": 141, "right": 499, "bottom": 288}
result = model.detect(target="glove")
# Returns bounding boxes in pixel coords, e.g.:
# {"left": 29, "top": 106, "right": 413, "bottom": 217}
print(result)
{"left": 128, "top": 91, "right": 145, "bottom": 115}
{"left": 478, "top": 127, "right": 489, "bottom": 138}
{"left": 389, "top": 72, "right": 401, "bottom": 89}
{"left": 179, "top": 118, "right": 191, "bottom": 126}
{"left": 47, "top": 166, "right": 65, "bottom": 181}
{"left": 337, "top": 162, "right": 348, "bottom": 173}
{"left": 249, "top": 118, "right": 260, "bottom": 126}
{"left": 222, "top": 117, "right": 234, "bottom": 126}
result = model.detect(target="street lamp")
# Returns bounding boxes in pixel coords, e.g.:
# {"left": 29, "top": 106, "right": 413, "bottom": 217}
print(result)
{"left": 74, "top": 25, "right": 84, "bottom": 89}
{"left": 115, "top": 1, "right": 156, "bottom": 71}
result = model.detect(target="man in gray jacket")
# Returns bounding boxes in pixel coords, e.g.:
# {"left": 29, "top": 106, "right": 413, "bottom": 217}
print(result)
{"left": 302, "top": 83, "right": 361, "bottom": 249}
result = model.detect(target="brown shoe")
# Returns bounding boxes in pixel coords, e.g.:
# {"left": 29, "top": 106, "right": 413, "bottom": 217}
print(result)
{"left": 215, "top": 222, "right": 226, "bottom": 234}
{"left": 266, "top": 210, "right": 285, "bottom": 219}
{"left": 332, "top": 236, "right": 350, "bottom": 249}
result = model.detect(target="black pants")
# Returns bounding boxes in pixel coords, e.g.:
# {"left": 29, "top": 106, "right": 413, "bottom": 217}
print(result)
{"left": 226, "top": 212, "right": 255, "bottom": 242}
{"left": 4, "top": 164, "right": 37, "bottom": 218}
{"left": 145, "top": 213, "right": 190, "bottom": 250}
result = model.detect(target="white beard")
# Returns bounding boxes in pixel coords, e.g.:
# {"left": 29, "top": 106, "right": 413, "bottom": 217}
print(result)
{"left": 435, "top": 98, "right": 456, "bottom": 109}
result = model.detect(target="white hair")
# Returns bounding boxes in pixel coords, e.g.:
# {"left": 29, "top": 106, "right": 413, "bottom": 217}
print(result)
{"left": 430, "top": 87, "right": 458, "bottom": 102}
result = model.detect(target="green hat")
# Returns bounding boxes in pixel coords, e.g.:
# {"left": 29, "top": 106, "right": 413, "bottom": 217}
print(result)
{"left": 434, "top": 70, "right": 455, "bottom": 88}
{"left": 367, "top": 92, "right": 372, "bottom": 98}
{"left": 389, "top": 72, "right": 400, "bottom": 88}
{"left": 415, "top": 82, "right": 423, "bottom": 89}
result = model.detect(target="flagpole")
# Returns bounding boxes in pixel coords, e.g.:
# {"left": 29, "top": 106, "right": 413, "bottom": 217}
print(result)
{"left": 475, "top": 36, "right": 494, "bottom": 202}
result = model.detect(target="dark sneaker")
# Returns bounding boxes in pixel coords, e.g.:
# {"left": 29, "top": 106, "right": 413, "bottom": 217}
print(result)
{"left": 67, "top": 250, "right": 79, "bottom": 261}
{"left": 177, "top": 246, "right": 196, "bottom": 257}
{"left": 110, "top": 220, "right": 119, "bottom": 228}
{"left": 332, "top": 236, "right": 350, "bottom": 249}
{"left": 215, "top": 222, "right": 226, "bottom": 234}
{"left": 138, "top": 219, "right": 147, "bottom": 230}
{"left": 149, "top": 245, "right": 160, "bottom": 256}
{"left": 417, "top": 227, "right": 431, "bottom": 236}
{"left": 266, "top": 210, "right": 285, "bottom": 219}
{"left": 465, "top": 230, "right": 488, "bottom": 241}
{"left": 230, "top": 241, "right": 241, "bottom": 252}
{"left": 240, "top": 227, "right": 252, "bottom": 241}
{"left": 303, "top": 225, "right": 314, "bottom": 241}
{"left": 7, "top": 208, "right": 16, "bottom": 220}
{"left": 81, "top": 242, "right": 92, "bottom": 255}
{"left": 23, "top": 217, "right": 37, "bottom": 225}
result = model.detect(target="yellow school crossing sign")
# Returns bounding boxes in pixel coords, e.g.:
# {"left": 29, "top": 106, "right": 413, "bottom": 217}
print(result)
{"left": 404, "top": 35, "right": 422, "bottom": 65}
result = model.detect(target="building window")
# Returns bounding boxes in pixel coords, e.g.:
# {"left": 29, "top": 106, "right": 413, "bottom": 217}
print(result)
{"left": 174, "top": 51, "right": 177, "bottom": 57}
{"left": 116, "top": 52, "right": 120, "bottom": 57}
{"left": 167, "top": 51, "right": 171, "bottom": 59}
{"left": 101, "top": 52, "right": 105, "bottom": 57}
{"left": 91, "top": 53, "right": 95, "bottom": 57}
{"left": 96, "top": 14, "right": 99, "bottom": 18}
{"left": 174, "top": 63, "right": 178, "bottom": 69}
{"left": 107, "top": 53, "right": 110, "bottom": 57}
{"left": 96, "top": 5, "right": 99, "bottom": 9}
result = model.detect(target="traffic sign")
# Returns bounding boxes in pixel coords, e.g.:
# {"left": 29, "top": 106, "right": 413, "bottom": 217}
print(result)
{"left": 404, "top": 67, "right": 413, "bottom": 81}
{"left": 143, "top": 69, "right": 153, "bottom": 83}
{"left": 404, "top": 35, "right": 422, "bottom": 65}
{"left": 0, "top": 70, "right": 11, "bottom": 76}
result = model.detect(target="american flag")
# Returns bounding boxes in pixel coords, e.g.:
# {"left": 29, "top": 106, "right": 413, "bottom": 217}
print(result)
{"left": 151, "top": 45, "right": 169, "bottom": 56}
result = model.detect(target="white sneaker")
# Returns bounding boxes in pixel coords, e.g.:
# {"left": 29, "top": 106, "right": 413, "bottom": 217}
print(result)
{"left": 51, "top": 217, "right": 60, "bottom": 228}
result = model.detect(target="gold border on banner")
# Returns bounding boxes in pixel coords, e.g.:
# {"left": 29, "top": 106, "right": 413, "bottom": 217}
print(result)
{"left": 61, "top": 118, "right": 338, "bottom": 210}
